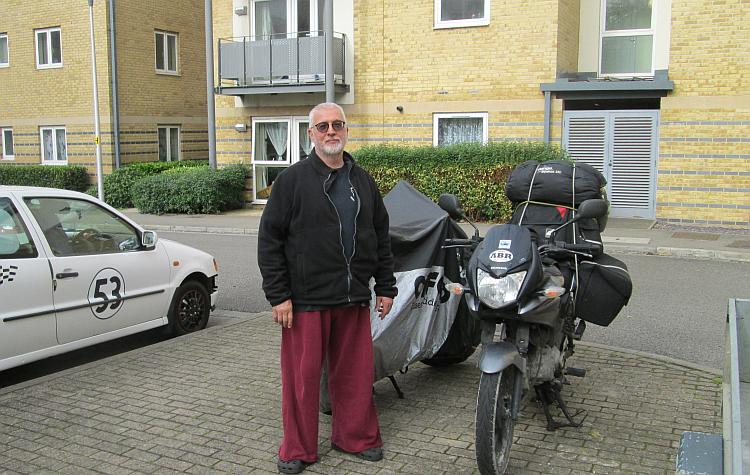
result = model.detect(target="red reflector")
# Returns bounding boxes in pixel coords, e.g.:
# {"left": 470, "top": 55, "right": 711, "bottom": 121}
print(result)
{"left": 556, "top": 207, "right": 567, "bottom": 218}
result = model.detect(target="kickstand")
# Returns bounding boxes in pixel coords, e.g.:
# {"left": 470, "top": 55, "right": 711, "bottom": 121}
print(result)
{"left": 535, "top": 383, "right": 586, "bottom": 431}
{"left": 388, "top": 375, "right": 405, "bottom": 399}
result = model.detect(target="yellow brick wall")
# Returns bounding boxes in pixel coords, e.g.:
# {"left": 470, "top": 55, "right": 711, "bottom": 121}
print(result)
{"left": 0, "top": 0, "right": 208, "bottom": 176}
{"left": 556, "top": 0, "right": 580, "bottom": 75}
{"left": 657, "top": 0, "right": 750, "bottom": 225}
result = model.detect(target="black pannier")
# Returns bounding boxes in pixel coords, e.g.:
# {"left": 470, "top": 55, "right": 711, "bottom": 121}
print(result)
{"left": 506, "top": 160, "right": 606, "bottom": 208}
{"left": 575, "top": 253, "right": 632, "bottom": 327}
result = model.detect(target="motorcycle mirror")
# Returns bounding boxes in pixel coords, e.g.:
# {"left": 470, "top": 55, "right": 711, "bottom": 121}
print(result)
{"left": 437, "top": 193, "right": 480, "bottom": 239}
{"left": 544, "top": 199, "right": 610, "bottom": 239}
{"left": 576, "top": 199, "right": 609, "bottom": 220}
{"left": 437, "top": 194, "right": 465, "bottom": 221}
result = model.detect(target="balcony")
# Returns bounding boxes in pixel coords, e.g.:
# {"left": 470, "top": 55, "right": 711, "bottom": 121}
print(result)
{"left": 217, "top": 32, "right": 349, "bottom": 96}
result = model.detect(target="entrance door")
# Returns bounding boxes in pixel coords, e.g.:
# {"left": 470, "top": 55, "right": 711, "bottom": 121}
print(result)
{"left": 563, "top": 110, "right": 659, "bottom": 219}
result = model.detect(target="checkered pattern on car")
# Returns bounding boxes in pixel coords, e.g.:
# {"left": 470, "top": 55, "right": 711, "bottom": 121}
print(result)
{"left": 0, "top": 265, "right": 18, "bottom": 286}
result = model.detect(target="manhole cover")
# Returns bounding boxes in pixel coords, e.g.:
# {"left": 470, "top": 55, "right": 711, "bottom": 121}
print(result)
{"left": 671, "top": 232, "right": 721, "bottom": 241}
{"left": 728, "top": 240, "right": 750, "bottom": 249}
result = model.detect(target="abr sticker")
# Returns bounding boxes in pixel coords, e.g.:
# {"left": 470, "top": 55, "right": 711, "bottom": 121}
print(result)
{"left": 498, "top": 240, "right": 512, "bottom": 249}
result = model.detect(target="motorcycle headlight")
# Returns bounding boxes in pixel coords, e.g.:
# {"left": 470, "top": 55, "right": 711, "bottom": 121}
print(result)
{"left": 477, "top": 269, "right": 527, "bottom": 308}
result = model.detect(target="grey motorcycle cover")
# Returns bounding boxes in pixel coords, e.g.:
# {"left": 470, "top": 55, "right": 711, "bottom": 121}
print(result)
{"left": 370, "top": 181, "right": 473, "bottom": 380}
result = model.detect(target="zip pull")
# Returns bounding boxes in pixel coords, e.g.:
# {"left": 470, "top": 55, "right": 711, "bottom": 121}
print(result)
{"left": 349, "top": 186, "right": 356, "bottom": 202}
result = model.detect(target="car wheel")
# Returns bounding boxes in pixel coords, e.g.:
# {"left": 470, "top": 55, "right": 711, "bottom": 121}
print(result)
{"left": 168, "top": 281, "right": 210, "bottom": 336}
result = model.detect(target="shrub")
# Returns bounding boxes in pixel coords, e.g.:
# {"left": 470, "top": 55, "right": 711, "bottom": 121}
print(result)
{"left": 0, "top": 165, "right": 90, "bottom": 192}
{"left": 103, "top": 160, "right": 207, "bottom": 208}
{"left": 353, "top": 142, "right": 569, "bottom": 222}
{"left": 131, "top": 164, "right": 248, "bottom": 214}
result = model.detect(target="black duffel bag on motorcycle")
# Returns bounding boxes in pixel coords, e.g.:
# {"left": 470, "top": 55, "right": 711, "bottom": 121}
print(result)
{"left": 575, "top": 253, "right": 633, "bottom": 327}
{"left": 506, "top": 160, "right": 606, "bottom": 208}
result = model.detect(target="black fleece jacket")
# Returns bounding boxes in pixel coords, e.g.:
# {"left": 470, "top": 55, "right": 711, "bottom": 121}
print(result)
{"left": 257, "top": 150, "right": 397, "bottom": 308}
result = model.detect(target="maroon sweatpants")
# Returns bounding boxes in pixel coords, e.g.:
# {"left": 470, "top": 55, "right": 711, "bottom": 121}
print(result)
{"left": 279, "top": 305, "right": 382, "bottom": 463}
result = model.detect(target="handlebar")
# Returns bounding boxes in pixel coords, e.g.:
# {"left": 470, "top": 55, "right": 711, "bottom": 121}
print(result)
{"left": 549, "top": 241, "right": 603, "bottom": 254}
{"left": 443, "top": 238, "right": 477, "bottom": 246}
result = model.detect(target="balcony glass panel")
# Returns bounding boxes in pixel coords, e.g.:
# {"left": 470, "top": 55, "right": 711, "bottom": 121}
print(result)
{"left": 601, "top": 35, "right": 653, "bottom": 75}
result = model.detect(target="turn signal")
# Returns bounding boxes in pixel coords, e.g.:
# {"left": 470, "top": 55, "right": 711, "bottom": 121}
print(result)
{"left": 543, "top": 286, "right": 566, "bottom": 298}
{"left": 445, "top": 282, "right": 465, "bottom": 296}
{"left": 213, "top": 258, "right": 219, "bottom": 272}
{"left": 172, "top": 260, "right": 180, "bottom": 267}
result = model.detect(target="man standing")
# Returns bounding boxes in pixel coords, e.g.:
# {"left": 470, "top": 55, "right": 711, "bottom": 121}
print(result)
{"left": 258, "top": 102, "right": 397, "bottom": 474}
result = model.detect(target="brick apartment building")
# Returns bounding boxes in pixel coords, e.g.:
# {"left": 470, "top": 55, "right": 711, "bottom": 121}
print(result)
{"left": 210, "top": 0, "right": 749, "bottom": 226}
{"left": 0, "top": 0, "right": 209, "bottom": 178}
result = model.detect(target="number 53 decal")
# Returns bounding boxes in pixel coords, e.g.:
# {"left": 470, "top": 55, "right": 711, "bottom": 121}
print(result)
{"left": 87, "top": 268, "right": 126, "bottom": 319}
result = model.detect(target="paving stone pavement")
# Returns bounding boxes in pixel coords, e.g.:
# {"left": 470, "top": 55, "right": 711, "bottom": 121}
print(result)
{"left": 0, "top": 313, "right": 721, "bottom": 475}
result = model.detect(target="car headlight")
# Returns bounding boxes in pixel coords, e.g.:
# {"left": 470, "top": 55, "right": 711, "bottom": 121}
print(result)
{"left": 477, "top": 269, "right": 527, "bottom": 308}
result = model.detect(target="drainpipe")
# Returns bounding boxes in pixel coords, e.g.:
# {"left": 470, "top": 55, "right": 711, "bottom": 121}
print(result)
{"left": 108, "top": 0, "right": 121, "bottom": 168}
{"left": 543, "top": 91, "right": 551, "bottom": 144}
{"left": 324, "top": 0, "right": 333, "bottom": 102}
{"left": 205, "top": 0, "right": 217, "bottom": 170}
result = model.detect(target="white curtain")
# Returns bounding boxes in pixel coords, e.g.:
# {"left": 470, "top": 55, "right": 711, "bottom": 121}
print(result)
{"left": 42, "top": 129, "right": 54, "bottom": 161}
{"left": 299, "top": 124, "right": 312, "bottom": 157}
{"left": 266, "top": 122, "right": 288, "bottom": 160}
{"left": 255, "top": 1, "right": 272, "bottom": 38}
{"left": 438, "top": 118, "right": 483, "bottom": 146}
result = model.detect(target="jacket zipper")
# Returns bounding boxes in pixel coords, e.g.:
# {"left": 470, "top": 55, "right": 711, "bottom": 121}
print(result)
{"left": 323, "top": 170, "right": 358, "bottom": 303}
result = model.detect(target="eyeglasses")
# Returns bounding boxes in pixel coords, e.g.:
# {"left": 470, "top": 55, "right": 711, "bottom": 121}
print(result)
{"left": 312, "top": 120, "right": 346, "bottom": 133}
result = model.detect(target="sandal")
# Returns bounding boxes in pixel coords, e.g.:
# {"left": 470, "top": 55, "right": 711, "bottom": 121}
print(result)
{"left": 277, "top": 459, "right": 310, "bottom": 474}
{"left": 331, "top": 443, "right": 383, "bottom": 462}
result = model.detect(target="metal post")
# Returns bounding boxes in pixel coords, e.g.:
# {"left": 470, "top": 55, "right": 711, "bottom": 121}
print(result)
{"left": 324, "top": 0, "right": 333, "bottom": 102}
{"left": 107, "top": 0, "right": 121, "bottom": 169}
{"left": 205, "top": 0, "right": 217, "bottom": 170}
{"left": 88, "top": 0, "right": 104, "bottom": 201}
{"left": 543, "top": 91, "right": 551, "bottom": 144}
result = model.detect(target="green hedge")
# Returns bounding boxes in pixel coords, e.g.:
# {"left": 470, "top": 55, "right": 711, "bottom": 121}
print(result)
{"left": 131, "top": 164, "right": 248, "bottom": 214}
{"left": 0, "top": 165, "right": 90, "bottom": 192}
{"left": 103, "top": 160, "right": 208, "bottom": 208}
{"left": 353, "top": 143, "right": 569, "bottom": 222}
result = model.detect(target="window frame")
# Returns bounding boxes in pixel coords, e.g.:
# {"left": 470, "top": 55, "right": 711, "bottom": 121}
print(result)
{"left": 2, "top": 128, "right": 14, "bottom": 160}
{"left": 39, "top": 126, "right": 67, "bottom": 165}
{"left": 434, "top": 0, "right": 490, "bottom": 29}
{"left": 598, "top": 0, "right": 655, "bottom": 77}
{"left": 0, "top": 197, "right": 39, "bottom": 259}
{"left": 34, "top": 27, "right": 62, "bottom": 69}
{"left": 154, "top": 30, "right": 179, "bottom": 75}
{"left": 157, "top": 125, "right": 181, "bottom": 161}
{"left": 251, "top": 116, "right": 309, "bottom": 203}
{"left": 432, "top": 112, "right": 489, "bottom": 147}
{"left": 0, "top": 33, "right": 8, "bottom": 67}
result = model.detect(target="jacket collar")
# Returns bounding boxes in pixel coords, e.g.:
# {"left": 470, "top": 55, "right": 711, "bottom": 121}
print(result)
{"left": 309, "top": 148, "right": 356, "bottom": 176}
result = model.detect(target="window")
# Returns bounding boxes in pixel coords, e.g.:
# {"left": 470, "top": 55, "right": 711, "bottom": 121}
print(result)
{"left": 158, "top": 126, "right": 180, "bottom": 161}
{"left": 433, "top": 113, "right": 488, "bottom": 146}
{"left": 435, "top": 0, "right": 489, "bottom": 29}
{"left": 600, "top": 0, "right": 653, "bottom": 76}
{"left": 155, "top": 31, "right": 178, "bottom": 74}
{"left": 252, "top": 117, "right": 310, "bottom": 201}
{"left": 0, "top": 33, "right": 8, "bottom": 67}
{"left": 1, "top": 128, "right": 13, "bottom": 160}
{"left": 25, "top": 197, "right": 141, "bottom": 257}
{"left": 0, "top": 198, "right": 38, "bottom": 259}
{"left": 40, "top": 126, "right": 67, "bottom": 164}
{"left": 35, "top": 27, "right": 62, "bottom": 69}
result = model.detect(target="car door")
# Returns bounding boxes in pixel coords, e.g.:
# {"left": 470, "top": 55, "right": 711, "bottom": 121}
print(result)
{"left": 22, "top": 195, "right": 171, "bottom": 345}
{"left": 0, "top": 195, "right": 57, "bottom": 370}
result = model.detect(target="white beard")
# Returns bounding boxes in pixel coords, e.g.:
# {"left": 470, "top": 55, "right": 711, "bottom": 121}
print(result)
{"left": 320, "top": 140, "right": 344, "bottom": 155}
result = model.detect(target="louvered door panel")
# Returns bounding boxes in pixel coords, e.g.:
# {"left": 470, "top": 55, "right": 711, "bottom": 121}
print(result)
{"left": 610, "top": 115, "right": 656, "bottom": 212}
{"left": 564, "top": 116, "right": 607, "bottom": 174}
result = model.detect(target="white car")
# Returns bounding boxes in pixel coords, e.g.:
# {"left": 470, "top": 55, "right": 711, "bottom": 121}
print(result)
{"left": 0, "top": 186, "right": 218, "bottom": 371}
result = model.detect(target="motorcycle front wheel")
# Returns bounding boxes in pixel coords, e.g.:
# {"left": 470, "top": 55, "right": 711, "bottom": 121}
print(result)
{"left": 475, "top": 367, "right": 517, "bottom": 474}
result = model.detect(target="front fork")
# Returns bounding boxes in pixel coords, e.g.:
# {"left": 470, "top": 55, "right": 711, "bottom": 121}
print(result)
{"left": 478, "top": 320, "right": 529, "bottom": 420}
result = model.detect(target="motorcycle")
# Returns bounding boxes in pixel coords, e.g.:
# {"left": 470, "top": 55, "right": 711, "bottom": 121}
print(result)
{"left": 437, "top": 193, "right": 616, "bottom": 475}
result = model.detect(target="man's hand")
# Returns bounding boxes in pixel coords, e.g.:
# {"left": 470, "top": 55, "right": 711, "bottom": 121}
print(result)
{"left": 272, "top": 299, "right": 293, "bottom": 328}
{"left": 375, "top": 296, "right": 394, "bottom": 320}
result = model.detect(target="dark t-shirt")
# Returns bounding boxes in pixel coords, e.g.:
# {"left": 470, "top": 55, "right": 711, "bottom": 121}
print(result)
{"left": 327, "top": 160, "right": 358, "bottom": 262}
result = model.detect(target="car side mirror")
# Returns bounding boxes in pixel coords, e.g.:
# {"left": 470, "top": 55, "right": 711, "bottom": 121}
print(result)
{"left": 141, "top": 230, "right": 158, "bottom": 248}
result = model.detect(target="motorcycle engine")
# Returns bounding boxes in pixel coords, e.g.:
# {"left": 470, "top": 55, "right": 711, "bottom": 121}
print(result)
{"left": 526, "top": 344, "right": 563, "bottom": 386}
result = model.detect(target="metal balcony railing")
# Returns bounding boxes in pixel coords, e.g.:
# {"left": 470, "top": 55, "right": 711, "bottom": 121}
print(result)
{"left": 218, "top": 31, "right": 347, "bottom": 93}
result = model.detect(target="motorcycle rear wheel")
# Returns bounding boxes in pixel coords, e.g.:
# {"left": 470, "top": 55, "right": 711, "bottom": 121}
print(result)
{"left": 475, "top": 367, "right": 517, "bottom": 475}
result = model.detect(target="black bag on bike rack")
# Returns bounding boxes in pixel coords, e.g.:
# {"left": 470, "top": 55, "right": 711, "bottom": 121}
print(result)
{"left": 575, "top": 254, "right": 632, "bottom": 326}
